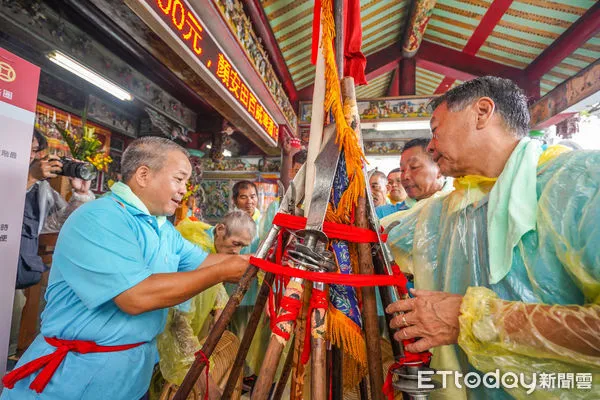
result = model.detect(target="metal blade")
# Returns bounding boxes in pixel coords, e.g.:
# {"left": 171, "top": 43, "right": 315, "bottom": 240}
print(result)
{"left": 304, "top": 124, "right": 341, "bottom": 231}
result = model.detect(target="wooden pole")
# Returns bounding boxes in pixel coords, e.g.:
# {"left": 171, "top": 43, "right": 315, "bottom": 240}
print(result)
{"left": 356, "top": 196, "right": 384, "bottom": 400}
{"left": 220, "top": 272, "right": 276, "bottom": 398}
{"left": 272, "top": 335, "right": 296, "bottom": 400}
{"left": 290, "top": 283, "right": 312, "bottom": 399}
{"left": 251, "top": 278, "right": 305, "bottom": 400}
{"left": 310, "top": 289, "right": 328, "bottom": 400}
{"left": 342, "top": 77, "right": 384, "bottom": 400}
{"left": 334, "top": 0, "right": 344, "bottom": 77}
{"left": 331, "top": 346, "right": 343, "bottom": 400}
{"left": 359, "top": 378, "right": 369, "bottom": 400}
{"left": 173, "top": 263, "right": 261, "bottom": 400}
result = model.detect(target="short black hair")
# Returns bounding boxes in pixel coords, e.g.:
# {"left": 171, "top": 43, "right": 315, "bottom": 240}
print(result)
{"left": 388, "top": 168, "right": 401, "bottom": 177}
{"left": 33, "top": 129, "right": 48, "bottom": 151}
{"left": 232, "top": 180, "right": 258, "bottom": 200}
{"left": 428, "top": 76, "right": 530, "bottom": 138}
{"left": 402, "top": 138, "right": 430, "bottom": 154}
{"left": 292, "top": 149, "right": 307, "bottom": 165}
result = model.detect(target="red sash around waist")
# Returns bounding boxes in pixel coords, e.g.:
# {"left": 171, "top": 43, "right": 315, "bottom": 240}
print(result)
{"left": 2, "top": 337, "right": 144, "bottom": 393}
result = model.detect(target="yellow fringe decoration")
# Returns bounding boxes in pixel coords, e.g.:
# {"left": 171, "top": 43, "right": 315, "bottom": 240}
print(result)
{"left": 320, "top": 0, "right": 366, "bottom": 222}
{"left": 327, "top": 307, "right": 368, "bottom": 388}
{"left": 318, "top": 0, "right": 370, "bottom": 391}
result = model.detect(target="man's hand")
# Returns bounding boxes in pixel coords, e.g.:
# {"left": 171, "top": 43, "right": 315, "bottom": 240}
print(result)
{"left": 372, "top": 189, "right": 387, "bottom": 207}
{"left": 223, "top": 254, "right": 251, "bottom": 283}
{"left": 282, "top": 136, "right": 301, "bottom": 157}
{"left": 69, "top": 177, "right": 92, "bottom": 194}
{"left": 29, "top": 155, "right": 63, "bottom": 181}
{"left": 387, "top": 289, "right": 463, "bottom": 353}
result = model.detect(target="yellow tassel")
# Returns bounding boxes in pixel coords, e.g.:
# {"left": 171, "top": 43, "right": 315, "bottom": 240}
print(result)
{"left": 319, "top": 0, "right": 366, "bottom": 219}
{"left": 327, "top": 307, "right": 368, "bottom": 388}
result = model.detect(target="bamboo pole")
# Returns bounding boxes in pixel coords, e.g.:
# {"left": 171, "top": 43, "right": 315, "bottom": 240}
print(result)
{"left": 342, "top": 77, "right": 384, "bottom": 400}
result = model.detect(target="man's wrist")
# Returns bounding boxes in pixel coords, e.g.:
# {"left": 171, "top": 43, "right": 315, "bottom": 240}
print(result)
{"left": 70, "top": 189, "right": 95, "bottom": 202}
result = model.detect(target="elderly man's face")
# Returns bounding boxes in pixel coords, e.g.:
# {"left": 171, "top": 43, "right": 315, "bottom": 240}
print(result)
{"left": 144, "top": 150, "right": 192, "bottom": 216}
{"left": 235, "top": 186, "right": 257, "bottom": 217}
{"left": 427, "top": 102, "right": 473, "bottom": 177}
{"left": 214, "top": 225, "right": 253, "bottom": 254}
{"left": 400, "top": 145, "right": 442, "bottom": 200}
{"left": 387, "top": 172, "right": 407, "bottom": 203}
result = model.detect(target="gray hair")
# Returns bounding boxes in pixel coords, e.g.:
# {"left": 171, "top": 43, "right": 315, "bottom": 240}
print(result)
{"left": 428, "top": 76, "right": 530, "bottom": 138}
{"left": 369, "top": 169, "right": 387, "bottom": 181}
{"left": 219, "top": 209, "right": 256, "bottom": 239}
{"left": 121, "top": 136, "right": 190, "bottom": 182}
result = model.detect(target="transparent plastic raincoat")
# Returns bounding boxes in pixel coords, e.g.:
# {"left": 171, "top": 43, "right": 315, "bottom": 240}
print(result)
{"left": 155, "top": 219, "right": 230, "bottom": 386}
{"left": 384, "top": 149, "right": 600, "bottom": 399}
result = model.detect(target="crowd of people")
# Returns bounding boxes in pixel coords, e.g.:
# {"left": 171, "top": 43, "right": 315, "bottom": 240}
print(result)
{"left": 3, "top": 76, "right": 598, "bottom": 399}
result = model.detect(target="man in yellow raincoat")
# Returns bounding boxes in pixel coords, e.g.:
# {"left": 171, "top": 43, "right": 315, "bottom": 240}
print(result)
{"left": 385, "top": 76, "right": 599, "bottom": 399}
{"left": 154, "top": 210, "right": 256, "bottom": 399}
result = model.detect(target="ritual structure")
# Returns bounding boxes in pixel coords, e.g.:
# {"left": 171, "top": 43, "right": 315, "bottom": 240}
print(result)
{"left": 172, "top": 1, "right": 436, "bottom": 399}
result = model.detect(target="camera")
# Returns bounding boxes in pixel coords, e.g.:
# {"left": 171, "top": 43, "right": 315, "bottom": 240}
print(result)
{"left": 58, "top": 157, "right": 97, "bottom": 181}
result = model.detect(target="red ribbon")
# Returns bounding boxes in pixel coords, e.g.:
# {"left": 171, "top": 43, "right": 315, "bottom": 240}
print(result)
{"left": 2, "top": 337, "right": 143, "bottom": 393}
{"left": 251, "top": 257, "right": 404, "bottom": 287}
{"left": 382, "top": 345, "right": 432, "bottom": 400}
{"left": 300, "top": 288, "right": 328, "bottom": 365}
{"left": 270, "top": 295, "right": 303, "bottom": 341}
{"left": 273, "top": 213, "right": 387, "bottom": 243}
{"left": 311, "top": 0, "right": 323, "bottom": 65}
{"left": 194, "top": 349, "right": 210, "bottom": 400}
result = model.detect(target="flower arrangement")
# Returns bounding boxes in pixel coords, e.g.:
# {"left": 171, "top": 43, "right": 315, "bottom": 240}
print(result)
{"left": 182, "top": 180, "right": 200, "bottom": 202}
{"left": 55, "top": 123, "right": 113, "bottom": 171}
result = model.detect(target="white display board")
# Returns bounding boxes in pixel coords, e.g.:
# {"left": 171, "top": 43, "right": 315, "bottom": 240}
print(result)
{"left": 0, "top": 47, "right": 40, "bottom": 382}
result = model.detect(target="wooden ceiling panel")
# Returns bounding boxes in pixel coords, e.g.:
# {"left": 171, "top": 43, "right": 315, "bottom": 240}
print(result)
{"left": 355, "top": 70, "right": 394, "bottom": 98}
{"left": 263, "top": 0, "right": 408, "bottom": 90}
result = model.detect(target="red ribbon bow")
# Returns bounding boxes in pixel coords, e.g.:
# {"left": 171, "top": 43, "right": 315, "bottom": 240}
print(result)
{"left": 2, "top": 337, "right": 143, "bottom": 393}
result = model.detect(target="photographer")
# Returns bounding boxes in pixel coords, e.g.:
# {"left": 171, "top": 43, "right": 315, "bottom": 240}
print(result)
{"left": 9, "top": 129, "right": 95, "bottom": 357}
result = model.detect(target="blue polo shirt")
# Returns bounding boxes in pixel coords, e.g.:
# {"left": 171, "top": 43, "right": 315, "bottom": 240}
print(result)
{"left": 375, "top": 201, "right": 409, "bottom": 219}
{"left": 2, "top": 189, "right": 208, "bottom": 400}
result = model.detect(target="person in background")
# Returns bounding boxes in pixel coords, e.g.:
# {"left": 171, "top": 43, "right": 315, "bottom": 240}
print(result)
{"left": 9, "top": 129, "right": 95, "bottom": 359}
{"left": 2, "top": 136, "right": 249, "bottom": 400}
{"left": 386, "top": 76, "right": 600, "bottom": 398}
{"left": 153, "top": 210, "right": 256, "bottom": 400}
{"left": 386, "top": 168, "right": 407, "bottom": 204}
{"left": 279, "top": 135, "right": 303, "bottom": 191}
{"left": 369, "top": 170, "right": 389, "bottom": 207}
{"left": 376, "top": 168, "right": 407, "bottom": 218}
{"left": 397, "top": 138, "right": 451, "bottom": 202}
{"left": 231, "top": 180, "right": 260, "bottom": 254}
{"left": 376, "top": 139, "right": 452, "bottom": 220}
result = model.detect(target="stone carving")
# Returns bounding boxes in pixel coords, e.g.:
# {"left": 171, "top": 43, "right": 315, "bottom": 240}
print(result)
{"left": 87, "top": 95, "right": 138, "bottom": 137}
{"left": 197, "top": 157, "right": 280, "bottom": 173}
{"left": 215, "top": 0, "right": 297, "bottom": 131}
{"left": 145, "top": 107, "right": 191, "bottom": 143}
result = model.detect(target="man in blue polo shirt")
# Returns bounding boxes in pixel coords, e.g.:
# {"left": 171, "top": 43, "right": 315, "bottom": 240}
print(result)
{"left": 2, "top": 137, "right": 249, "bottom": 400}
